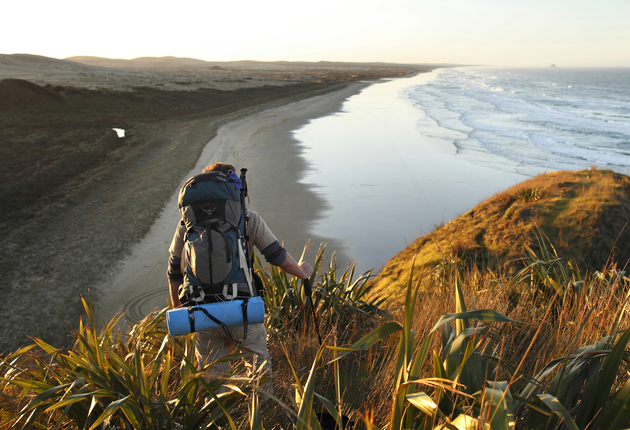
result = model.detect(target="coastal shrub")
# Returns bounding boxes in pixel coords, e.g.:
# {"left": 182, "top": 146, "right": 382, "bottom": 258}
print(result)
{"left": 0, "top": 299, "right": 250, "bottom": 429}
{"left": 260, "top": 242, "right": 388, "bottom": 339}
{"left": 517, "top": 186, "right": 547, "bottom": 204}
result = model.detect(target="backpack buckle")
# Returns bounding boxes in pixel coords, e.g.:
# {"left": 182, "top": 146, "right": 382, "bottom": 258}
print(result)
{"left": 222, "top": 283, "right": 238, "bottom": 300}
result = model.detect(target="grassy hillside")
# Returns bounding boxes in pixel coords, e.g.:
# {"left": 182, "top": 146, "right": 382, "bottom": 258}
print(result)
{"left": 372, "top": 168, "right": 630, "bottom": 303}
{"left": 3, "top": 245, "right": 630, "bottom": 429}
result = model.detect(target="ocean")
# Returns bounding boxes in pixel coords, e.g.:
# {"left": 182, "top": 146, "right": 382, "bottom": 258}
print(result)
{"left": 410, "top": 67, "right": 630, "bottom": 175}
{"left": 294, "top": 67, "right": 630, "bottom": 274}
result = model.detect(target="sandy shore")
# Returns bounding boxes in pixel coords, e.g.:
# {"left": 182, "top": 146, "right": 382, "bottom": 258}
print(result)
{"left": 1, "top": 54, "right": 428, "bottom": 352}
{"left": 97, "top": 82, "right": 370, "bottom": 324}
{"left": 294, "top": 71, "right": 530, "bottom": 275}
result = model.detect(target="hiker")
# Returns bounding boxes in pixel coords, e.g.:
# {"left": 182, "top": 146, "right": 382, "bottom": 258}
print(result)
{"left": 166, "top": 161, "right": 313, "bottom": 385}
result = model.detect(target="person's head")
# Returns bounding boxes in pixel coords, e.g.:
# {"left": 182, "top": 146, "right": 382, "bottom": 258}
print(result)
{"left": 203, "top": 162, "right": 236, "bottom": 175}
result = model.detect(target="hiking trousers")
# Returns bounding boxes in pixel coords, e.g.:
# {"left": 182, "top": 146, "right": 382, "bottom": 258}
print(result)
{"left": 195, "top": 323, "right": 272, "bottom": 384}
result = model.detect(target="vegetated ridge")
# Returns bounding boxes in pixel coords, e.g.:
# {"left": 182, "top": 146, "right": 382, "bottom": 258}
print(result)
{"left": 372, "top": 168, "right": 630, "bottom": 303}
{"left": 65, "top": 55, "right": 445, "bottom": 71}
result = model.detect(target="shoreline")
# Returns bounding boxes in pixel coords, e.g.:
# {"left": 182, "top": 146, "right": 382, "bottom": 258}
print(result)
{"left": 294, "top": 71, "right": 530, "bottom": 274}
{"left": 0, "top": 75, "right": 375, "bottom": 352}
{"left": 97, "top": 81, "right": 373, "bottom": 324}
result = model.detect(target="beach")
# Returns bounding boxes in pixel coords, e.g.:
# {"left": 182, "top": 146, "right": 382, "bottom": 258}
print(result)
{"left": 96, "top": 82, "right": 371, "bottom": 323}
{"left": 0, "top": 56, "right": 535, "bottom": 351}
{"left": 97, "top": 71, "right": 533, "bottom": 323}
{"left": 2, "top": 54, "right": 432, "bottom": 352}
{"left": 296, "top": 71, "right": 530, "bottom": 274}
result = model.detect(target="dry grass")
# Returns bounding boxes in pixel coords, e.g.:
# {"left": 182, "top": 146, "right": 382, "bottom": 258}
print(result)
{"left": 372, "top": 168, "right": 630, "bottom": 304}
{"left": 2, "top": 241, "right": 630, "bottom": 429}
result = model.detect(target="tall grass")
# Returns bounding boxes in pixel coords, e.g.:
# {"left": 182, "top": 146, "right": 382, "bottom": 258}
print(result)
{"left": 1, "top": 239, "right": 629, "bottom": 429}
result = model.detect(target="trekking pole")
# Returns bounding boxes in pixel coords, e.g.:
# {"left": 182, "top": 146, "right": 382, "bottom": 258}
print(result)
{"left": 239, "top": 168, "right": 253, "bottom": 271}
{"left": 303, "top": 278, "right": 323, "bottom": 346}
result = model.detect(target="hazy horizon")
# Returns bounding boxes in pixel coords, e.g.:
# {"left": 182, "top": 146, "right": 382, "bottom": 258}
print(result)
{"left": 7, "top": 54, "right": 630, "bottom": 71}
{"left": 3, "top": 0, "right": 629, "bottom": 68}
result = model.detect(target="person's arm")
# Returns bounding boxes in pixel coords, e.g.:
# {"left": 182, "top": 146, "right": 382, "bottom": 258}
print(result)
{"left": 278, "top": 253, "right": 313, "bottom": 279}
{"left": 167, "top": 223, "right": 186, "bottom": 308}
{"left": 169, "top": 280, "right": 183, "bottom": 308}
{"left": 248, "top": 210, "right": 314, "bottom": 279}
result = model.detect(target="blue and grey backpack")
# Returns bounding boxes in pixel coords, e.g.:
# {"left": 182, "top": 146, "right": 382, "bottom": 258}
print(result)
{"left": 177, "top": 169, "right": 255, "bottom": 307}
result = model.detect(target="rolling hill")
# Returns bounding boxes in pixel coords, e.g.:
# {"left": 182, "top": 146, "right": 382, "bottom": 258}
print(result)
{"left": 371, "top": 168, "right": 630, "bottom": 302}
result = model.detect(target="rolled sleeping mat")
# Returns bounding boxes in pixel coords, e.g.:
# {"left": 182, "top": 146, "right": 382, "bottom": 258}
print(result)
{"left": 166, "top": 297, "right": 265, "bottom": 337}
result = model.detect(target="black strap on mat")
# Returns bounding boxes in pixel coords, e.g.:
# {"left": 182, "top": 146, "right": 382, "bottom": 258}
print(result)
{"left": 187, "top": 298, "right": 250, "bottom": 344}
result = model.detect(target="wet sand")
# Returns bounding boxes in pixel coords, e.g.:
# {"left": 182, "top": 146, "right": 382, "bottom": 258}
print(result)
{"left": 97, "top": 82, "right": 370, "bottom": 324}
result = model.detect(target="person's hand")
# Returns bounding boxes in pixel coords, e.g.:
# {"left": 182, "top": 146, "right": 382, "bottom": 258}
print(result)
{"left": 169, "top": 281, "right": 183, "bottom": 308}
{"left": 299, "top": 261, "right": 314, "bottom": 279}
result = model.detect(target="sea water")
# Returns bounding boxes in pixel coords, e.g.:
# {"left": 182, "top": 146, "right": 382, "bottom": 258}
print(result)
{"left": 294, "top": 67, "right": 630, "bottom": 274}
{"left": 410, "top": 67, "right": 630, "bottom": 175}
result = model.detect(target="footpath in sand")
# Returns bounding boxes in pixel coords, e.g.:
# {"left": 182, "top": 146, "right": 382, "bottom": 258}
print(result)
{"left": 97, "top": 82, "right": 369, "bottom": 325}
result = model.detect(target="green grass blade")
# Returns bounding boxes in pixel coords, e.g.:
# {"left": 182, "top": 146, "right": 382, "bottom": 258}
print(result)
{"left": 83, "top": 396, "right": 99, "bottom": 430}
{"left": 406, "top": 392, "right": 441, "bottom": 418}
{"left": 45, "top": 390, "right": 112, "bottom": 412}
{"left": 327, "top": 322, "right": 402, "bottom": 363}
{"left": 250, "top": 391, "right": 263, "bottom": 430}
{"left": 597, "top": 378, "right": 630, "bottom": 429}
{"left": 297, "top": 346, "right": 325, "bottom": 430}
{"left": 478, "top": 382, "right": 515, "bottom": 430}
{"left": 160, "top": 351, "right": 172, "bottom": 400}
{"left": 536, "top": 394, "right": 579, "bottom": 430}
{"left": 390, "top": 379, "right": 408, "bottom": 430}
{"left": 586, "top": 328, "right": 630, "bottom": 428}
{"left": 149, "top": 334, "right": 170, "bottom": 389}
{"left": 454, "top": 269, "right": 468, "bottom": 335}
{"left": 88, "top": 395, "right": 131, "bottom": 430}
{"left": 404, "top": 333, "right": 435, "bottom": 428}
{"left": 431, "top": 310, "right": 521, "bottom": 334}
{"left": 315, "top": 392, "right": 343, "bottom": 430}
{"left": 6, "top": 378, "right": 52, "bottom": 392}
{"left": 198, "top": 378, "right": 238, "bottom": 430}
{"left": 32, "top": 338, "right": 60, "bottom": 357}
{"left": 4, "top": 344, "right": 37, "bottom": 361}
{"left": 22, "top": 383, "right": 71, "bottom": 412}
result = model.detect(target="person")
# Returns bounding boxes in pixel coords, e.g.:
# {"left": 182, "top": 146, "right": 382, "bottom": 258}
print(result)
{"left": 167, "top": 161, "right": 313, "bottom": 386}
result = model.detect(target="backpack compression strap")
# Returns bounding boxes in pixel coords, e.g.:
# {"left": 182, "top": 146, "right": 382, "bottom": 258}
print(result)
{"left": 238, "top": 237, "right": 255, "bottom": 297}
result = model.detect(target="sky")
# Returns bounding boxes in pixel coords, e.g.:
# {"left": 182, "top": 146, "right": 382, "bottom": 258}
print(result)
{"left": 3, "top": 0, "right": 630, "bottom": 67}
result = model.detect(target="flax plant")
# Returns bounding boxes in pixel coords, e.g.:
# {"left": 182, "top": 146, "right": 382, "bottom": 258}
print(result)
{"left": 326, "top": 266, "right": 520, "bottom": 430}
{"left": 288, "top": 249, "right": 630, "bottom": 430}
{"left": 0, "top": 298, "right": 247, "bottom": 429}
{"left": 259, "top": 243, "right": 387, "bottom": 338}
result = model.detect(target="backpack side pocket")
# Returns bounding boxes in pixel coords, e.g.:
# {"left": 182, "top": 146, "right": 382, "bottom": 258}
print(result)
{"left": 208, "top": 228, "right": 232, "bottom": 284}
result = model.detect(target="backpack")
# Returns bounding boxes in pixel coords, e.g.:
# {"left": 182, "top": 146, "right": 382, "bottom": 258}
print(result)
{"left": 177, "top": 170, "right": 254, "bottom": 306}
